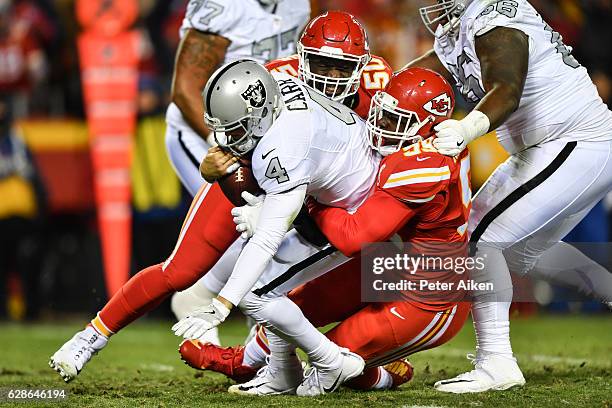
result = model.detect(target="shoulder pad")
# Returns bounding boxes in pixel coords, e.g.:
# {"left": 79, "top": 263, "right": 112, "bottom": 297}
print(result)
{"left": 361, "top": 55, "right": 393, "bottom": 94}
{"left": 379, "top": 142, "right": 450, "bottom": 203}
{"left": 265, "top": 55, "right": 299, "bottom": 77}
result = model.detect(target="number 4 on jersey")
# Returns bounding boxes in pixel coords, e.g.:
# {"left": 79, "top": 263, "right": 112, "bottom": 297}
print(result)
{"left": 265, "top": 157, "right": 289, "bottom": 184}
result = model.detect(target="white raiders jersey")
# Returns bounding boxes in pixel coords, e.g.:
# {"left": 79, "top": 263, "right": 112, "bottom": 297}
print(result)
{"left": 434, "top": 0, "right": 612, "bottom": 154}
{"left": 252, "top": 73, "right": 381, "bottom": 212}
{"left": 166, "top": 0, "right": 310, "bottom": 130}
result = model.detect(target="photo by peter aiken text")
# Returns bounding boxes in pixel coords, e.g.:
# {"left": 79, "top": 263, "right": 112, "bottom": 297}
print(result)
{"left": 370, "top": 253, "right": 494, "bottom": 292}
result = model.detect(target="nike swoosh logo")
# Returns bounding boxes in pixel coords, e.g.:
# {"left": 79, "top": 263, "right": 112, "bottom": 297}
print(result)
{"left": 390, "top": 307, "right": 406, "bottom": 320}
{"left": 239, "top": 382, "right": 269, "bottom": 391}
{"left": 323, "top": 368, "right": 343, "bottom": 393}
{"left": 416, "top": 156, "right": 430, "bottom": 162}
{"left": 456, "top": 139, "right": 464, "bottom": 147}
{"left": 262, "top": 149, "right": 276, "bottom": 160}
{"left": 439, "top": 379, "right": 474, "bottom": 384}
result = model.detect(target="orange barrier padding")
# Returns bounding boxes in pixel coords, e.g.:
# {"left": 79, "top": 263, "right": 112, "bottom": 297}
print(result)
{"left": 78, "top": 0, "right": 139, "bottom": 297}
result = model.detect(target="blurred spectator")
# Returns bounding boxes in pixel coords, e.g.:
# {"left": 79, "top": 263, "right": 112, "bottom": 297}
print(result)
{"left": 0, "top": 0, "right": 47, "bottom": 117}
{"left": 0, "top": 94, "right": 46, "bottom": 319}
{"left": 145, "top": 0, "right": 187, "bottom": 76}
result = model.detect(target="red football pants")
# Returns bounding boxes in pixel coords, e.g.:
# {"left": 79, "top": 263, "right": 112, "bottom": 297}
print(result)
{"left": 97, "top": 183, "right": 238, "bottom": 333}
{"left": 289, "top": 258, "right": 470, "bottom": 382}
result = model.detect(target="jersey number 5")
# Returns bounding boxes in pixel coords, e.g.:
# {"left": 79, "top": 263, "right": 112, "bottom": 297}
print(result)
{"left": 265, "top": 157, "right": 289, "bottom": 184}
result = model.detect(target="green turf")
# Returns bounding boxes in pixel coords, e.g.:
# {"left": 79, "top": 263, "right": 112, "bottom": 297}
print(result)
{"left": 0, "top": 315, "right": 610, "bottom": 407}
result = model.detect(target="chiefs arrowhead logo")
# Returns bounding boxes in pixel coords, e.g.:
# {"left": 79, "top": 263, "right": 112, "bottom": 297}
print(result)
{"left": 241, "top": 79, "right": 266, "bottom": 108}
{"left": 423, "top": 93, "right": 451, "bottom": 116}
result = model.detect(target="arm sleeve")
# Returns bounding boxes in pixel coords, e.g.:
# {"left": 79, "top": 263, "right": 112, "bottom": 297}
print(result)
{"left": 218, "top": 184, "right": 307, "bottom": 305}
{"left": 307, "top": 189, "right": 417, "bottom": 257}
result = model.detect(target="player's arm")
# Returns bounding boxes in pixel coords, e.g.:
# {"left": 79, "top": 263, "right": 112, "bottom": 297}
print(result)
{"left": 474, "top": 27, "right": 529, "bottom": 130}
{"left": 433, "top": 27, "right": 529, "bottom": 156}
{"left": 307, "top": 190, "right": 418, "bottom": 257}
{"left": 172, "top": 184, "right": 306, "bottom": 339}
{"left": 171, "top": 29, "right": 230, "bottom": 139}
{"left": 402, "top": 49, "right": 453, "bottom": 83}
{"left": 218, "top": 185, "right": 307, "bottom": 306}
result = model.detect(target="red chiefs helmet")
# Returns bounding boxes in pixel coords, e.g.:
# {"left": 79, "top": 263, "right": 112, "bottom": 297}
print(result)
{"left": 298, "top": 11, "right": 371, "bottom": 101}
{"left": 367, "top": 67, "right": 455, "bottom": 156}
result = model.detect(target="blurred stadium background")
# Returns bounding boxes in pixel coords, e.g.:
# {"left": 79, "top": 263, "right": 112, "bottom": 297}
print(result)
{"left": 0, "top": 0, "right": 611, "bottom": 323}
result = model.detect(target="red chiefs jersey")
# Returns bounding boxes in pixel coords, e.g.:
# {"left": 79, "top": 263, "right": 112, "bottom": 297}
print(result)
{"left": 376, "top": 138, "right": 472, "bottom": 310}
{"left": 377, "top": 137, "right": 471, "bottom": 244}
{"left": 265, "top": 54, "right": 392, "bottom": 119}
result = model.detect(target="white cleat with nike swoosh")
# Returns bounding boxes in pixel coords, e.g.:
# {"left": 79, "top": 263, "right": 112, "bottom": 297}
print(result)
{"left": 434, "top": 353, "right": 525, "bottom": 393}
{"left": 296, "top": 348, "right": 365, "bottom": 396}
{"left": 228, "top": 357, "right": 303, "bottom": 395}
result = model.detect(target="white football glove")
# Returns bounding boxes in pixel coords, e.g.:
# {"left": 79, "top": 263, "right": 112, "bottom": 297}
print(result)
{"left": 433, "top": 110, "right": 490, "bottom": 157}
{"left": 231, "top": 191, "right": 265, "bottom": 239}
{"left": 172, "top": 298, "right": 231, "bottom": 339}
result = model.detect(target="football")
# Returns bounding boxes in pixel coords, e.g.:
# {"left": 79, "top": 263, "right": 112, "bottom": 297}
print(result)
{"left": 218, "top": 165, "right": 263, "bottom": 206}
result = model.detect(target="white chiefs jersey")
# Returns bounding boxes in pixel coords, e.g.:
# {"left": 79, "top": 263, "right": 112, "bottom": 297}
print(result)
{"left": 166, "top": 0, "right": 310, "bottom": 131}
{"left": 434, "top": 0, "right": 612, "bottom": 154}
{"left": 252, "top": 73, "right": 381, "bottom": 212}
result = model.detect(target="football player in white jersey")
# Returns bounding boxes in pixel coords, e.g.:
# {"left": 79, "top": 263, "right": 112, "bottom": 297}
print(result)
{"left": 169, "top": 10, "right": 384, "bottom": 346}
{"left": 172, "top": 60, "right": 380, "bottom": 395}
{"left": 407, "top": 0, "right": 612, "bottom": 393}
{"left": 165, "top": 0, "right": 309, "bottom": 344}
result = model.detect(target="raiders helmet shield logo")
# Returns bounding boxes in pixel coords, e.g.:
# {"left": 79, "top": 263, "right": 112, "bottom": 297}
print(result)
{"left": 423, "top": 93, "right": 452, "bottom": 116}
{"left": 241, "top": 79, "right": 267, "bottom": 108}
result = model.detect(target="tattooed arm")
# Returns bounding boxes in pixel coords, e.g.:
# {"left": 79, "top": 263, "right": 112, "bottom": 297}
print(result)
{"left": 403, "top": 49, "right": 454, "bottom": 83}
{"left": 475, "top": 27, "right": 529, "bottom": 130}
{"left": 171, "top": 29, "right": 230, "bottom": 138}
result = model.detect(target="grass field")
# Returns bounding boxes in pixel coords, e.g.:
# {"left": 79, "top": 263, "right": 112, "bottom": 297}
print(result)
{"left": 0, "top": 315, "right": 610, "bottom": 407}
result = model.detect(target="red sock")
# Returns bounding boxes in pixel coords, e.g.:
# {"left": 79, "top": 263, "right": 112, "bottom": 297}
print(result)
{"left": 97, "top": 263, "right": 170, "bottom": 333}
{"left": 346, "top": 367, "right": 381, "bottom": 390}
{"left": 95, "top": 183, "right": 238, "bottom": 334}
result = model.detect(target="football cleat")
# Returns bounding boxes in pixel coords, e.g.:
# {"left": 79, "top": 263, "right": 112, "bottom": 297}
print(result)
{"left": 384, "top": 358, "right": 414, "bottom": 389}
{"left": 434, "top": 353, "right": 526, "bottom": 393}
{"left": 228, "top": 358, "right": 303, "bottom": 395}
{"left": 179, "top": 340, "right": 257, "bottom": 383}
{"left": 296, "top": 348, "right": 365, "bottom": 396}
{"left": 49, "top": 325, "right": 108, "bottom": 382}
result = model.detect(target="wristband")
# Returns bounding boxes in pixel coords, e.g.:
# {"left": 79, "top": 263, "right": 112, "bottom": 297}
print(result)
{"left": 462, "top": 110, "right": 491, "bottom": 144}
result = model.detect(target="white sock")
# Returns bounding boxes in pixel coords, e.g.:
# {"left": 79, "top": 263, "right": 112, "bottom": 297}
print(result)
{"left": 531, "top": 242, "right": 612, "bottom": 302}
{"left": 243, "top": 327, "right": 269, "bottom": 368}
{"left": 306, "top": 336, "right": 341, "bottom": 371}
{"left": 471, "top": 245, "right": 514, "bottom": 358}
{"left": 239, "top": 293, "right": 341, "bottom": 371}
{"left": 266, "top": 331, "right": 301, "bottom": 372}
{"left": 372, "top": 368, "right": 393, "bottom": 390}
